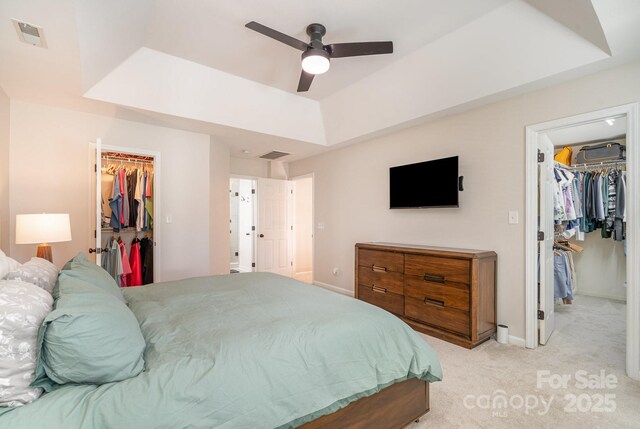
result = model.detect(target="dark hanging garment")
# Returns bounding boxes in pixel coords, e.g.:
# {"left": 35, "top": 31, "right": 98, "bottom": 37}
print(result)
{"left": 140, "top": 237, "right": 154, "bottom": 285}
{"left": 128, "top": 169, "right": 138, "bottom": 228}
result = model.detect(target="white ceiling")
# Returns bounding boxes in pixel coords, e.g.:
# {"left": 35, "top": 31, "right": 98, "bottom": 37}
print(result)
{"left": 546, "top": 116, "right": 627, "bottom": 146}
{"left": 1, "top": 0, "right": 639, "bottom": 161}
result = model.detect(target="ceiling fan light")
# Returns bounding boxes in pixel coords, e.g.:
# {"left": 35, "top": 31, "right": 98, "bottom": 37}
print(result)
{"left": 301, "top": 49, "right": 330, "bottom": 75}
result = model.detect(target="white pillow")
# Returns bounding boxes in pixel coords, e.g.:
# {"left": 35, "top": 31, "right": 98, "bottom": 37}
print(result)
{"left": 6, "top": 258, "right": 58, "bottom": 294}
{"left": 0, "top": 250, "right": 9, "bottom": 279}
{"left": 0, "top": 250, "right": 21, "bottom": 279}
{"left": 0, "top": 279, "right": 54, "bottom": 407}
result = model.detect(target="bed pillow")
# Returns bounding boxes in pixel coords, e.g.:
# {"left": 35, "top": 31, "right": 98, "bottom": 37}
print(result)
{"left": 32, "top": 273, "right": 145, "bottom": 390}
{"left": 0, "top": 279, "right": 54, "bottom": 407}
{"left": 5, "top": 257, "right": 59, "bottom": 294}
{"left": 0, "top": 250, "right": 21, "bottom": 280}
{"left": 59, "top": 252, "right": 124, "bottom": 302}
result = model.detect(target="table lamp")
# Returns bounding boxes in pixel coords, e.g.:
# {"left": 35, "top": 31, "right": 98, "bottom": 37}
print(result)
{"left": 15, "top": 213, "right": 72, "bottom": 262}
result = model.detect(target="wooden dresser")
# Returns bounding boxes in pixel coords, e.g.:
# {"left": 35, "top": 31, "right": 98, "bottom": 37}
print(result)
{"left": 355, "top": 242, "right": 497, "bottom": 348}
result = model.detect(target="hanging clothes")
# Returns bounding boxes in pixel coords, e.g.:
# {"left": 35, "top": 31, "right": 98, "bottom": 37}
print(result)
{"left": 118, "top": 239, "right": 132, "bottom": 287}
{"left": 128, "top": 238, "right": 143, "bottom": 286}
{"left": 140, "top": 237, "right": 154, "bottom": 285}
{"left": 109, "top": 169, "right": 123, "bottom": 231}
{"left": 554, "top": 250, "right": 574, "bottom": 302}
{"left": 128, "top": 169, "right": 138, "bottom": 228}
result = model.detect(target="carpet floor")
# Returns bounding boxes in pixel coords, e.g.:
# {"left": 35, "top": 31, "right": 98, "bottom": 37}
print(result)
{"left": 407, "top": 295, "right": 640, "bottom": 429}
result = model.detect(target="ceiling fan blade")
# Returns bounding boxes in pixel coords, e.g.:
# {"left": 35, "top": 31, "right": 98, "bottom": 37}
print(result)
{"left": 297, "top": 70, "right": 314, "bottom": 92}
{"left": 326, "top": 41, "right": 393, "bottom": 58}
{"left": 245, "top": 21, "right": 309, "bottom": 51}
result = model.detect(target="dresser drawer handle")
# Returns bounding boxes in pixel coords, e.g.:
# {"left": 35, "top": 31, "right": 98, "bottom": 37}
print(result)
{"left": 372, "top": 285, "right": 387, "bottom": 294}
{"left": 423, "top": 297, "right": 445, "bottom": 307}
{"left": 372, "top": 265, "right": 387, "bottom": 273}
{"left": 423, "top": 273, "right": 445, "bottom": 283}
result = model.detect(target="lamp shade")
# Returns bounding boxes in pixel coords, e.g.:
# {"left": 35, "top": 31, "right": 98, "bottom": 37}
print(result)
{"left": 16, "top": 213, "right": 72, "bottom": 244}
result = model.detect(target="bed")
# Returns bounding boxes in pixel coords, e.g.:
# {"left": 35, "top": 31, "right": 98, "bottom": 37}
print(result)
{"left": 0, "top": 271, "right": 442, "bottom": 428}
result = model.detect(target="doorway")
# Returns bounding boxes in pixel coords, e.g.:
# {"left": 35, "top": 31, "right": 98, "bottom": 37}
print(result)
{"left": 229, "top": 177, "right": 256, "bottom": 273}
{"left": 525, "top": 103, "right": 639, "bottom": 381}
{"left": 91, "top": 140, "right": 161, "bottom": 283}
{"left": 292, "top": 174, "right": 314, "bottom": 284}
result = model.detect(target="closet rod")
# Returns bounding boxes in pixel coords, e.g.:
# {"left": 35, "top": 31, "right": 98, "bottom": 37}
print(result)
{"left": 101, "top": 155, "right": 154, "bottom": 164}
{"left": 561, "top": 160, "right": 626, "bottom": 170}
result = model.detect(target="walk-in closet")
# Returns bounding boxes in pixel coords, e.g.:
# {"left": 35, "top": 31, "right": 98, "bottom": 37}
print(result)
{"left": 100, "top": 150, "right": 156, "bottom": 286}
{"left": 542, "top": 116, "right": 628, "bottom": 370}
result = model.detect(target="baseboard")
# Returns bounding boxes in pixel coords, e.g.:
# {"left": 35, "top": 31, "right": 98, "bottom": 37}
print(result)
{"left": 295, "top": 270, "right": 313, "bottom": 276}
{"left": 576, "top": 291, "right": 627, "bottom": 303}
{"left": 508, "top": 335, "right": 526, "bottom": 347}
{"left": 313, "top": 281, "right": 354, "bottom": 297}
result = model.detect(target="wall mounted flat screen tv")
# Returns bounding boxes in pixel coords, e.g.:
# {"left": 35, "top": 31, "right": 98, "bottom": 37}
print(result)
{"left": 390, "top": 156, "right": 460, "bottom": 208}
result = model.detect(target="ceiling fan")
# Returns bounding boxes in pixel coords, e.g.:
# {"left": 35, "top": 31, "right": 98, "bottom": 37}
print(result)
{"left": 245, "top": 21, "right": 394, "bottom": 92}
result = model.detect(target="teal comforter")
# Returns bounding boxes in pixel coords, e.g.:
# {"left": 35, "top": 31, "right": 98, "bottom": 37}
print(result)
{"left": 0, "top": 273, "right": 442, "bottom": 428}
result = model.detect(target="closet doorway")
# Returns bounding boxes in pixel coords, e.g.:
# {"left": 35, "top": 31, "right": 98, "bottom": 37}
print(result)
{"left": 229, "top": 177, "right": 256, "bottom": 273}
{"left": 292, "top": 174, "right": 314, "bottom": 284}
{"left": 525, "top": 104, "right": 639, "bottom": 381}
{"left": 90, "top": 140, "right": 161, "bottom": 284}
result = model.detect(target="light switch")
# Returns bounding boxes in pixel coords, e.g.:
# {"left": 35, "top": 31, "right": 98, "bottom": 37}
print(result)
{"left": 317, "top": 222, "right": 325, "bottom": 230}
{"left": 166, "top": 214, "right": 173, "bottom": 224}
{"left": 508, "top": 210, "right": 519, "bottom": 224}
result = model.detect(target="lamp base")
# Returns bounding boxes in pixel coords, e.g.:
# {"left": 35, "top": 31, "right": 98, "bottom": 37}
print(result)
{"left": 36, "top": 244, "right": 53, "bottom": 262}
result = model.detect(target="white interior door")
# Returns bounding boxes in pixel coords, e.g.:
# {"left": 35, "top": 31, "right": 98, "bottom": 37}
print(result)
{"left": 93, "top": 138, "right": 102, "bottom": 266}
{"left": 538, "top": 134, "right": 555, "bottom": 345}
{"left": 238, "top": 179, "right": 255, "bottom": 272}
{"left": 256, "top": 178, "right": 292, "bottom": 276}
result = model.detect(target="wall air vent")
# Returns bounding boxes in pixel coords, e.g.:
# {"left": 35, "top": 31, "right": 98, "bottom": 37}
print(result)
{"left": 12, "top": 19, "right": 47, "bottom": 48}
{"left": 259, "top": 151, "right": 290, "bottom": 160}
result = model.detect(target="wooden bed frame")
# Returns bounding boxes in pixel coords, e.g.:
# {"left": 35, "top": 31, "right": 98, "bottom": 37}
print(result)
{"left": 299, "top": 378, "right": 429, "bottom": 429}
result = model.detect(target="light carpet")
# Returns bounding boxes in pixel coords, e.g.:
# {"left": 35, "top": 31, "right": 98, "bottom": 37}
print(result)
{"left": 407, "top": 295, "right": 640, "bottom": 429}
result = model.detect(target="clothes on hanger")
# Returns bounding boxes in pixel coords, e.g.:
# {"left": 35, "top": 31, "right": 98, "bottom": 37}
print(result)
{"left": 553, "top": 249, "right": 575, "bottom": 303}
{"left": 102, "top": 161, "right": 154, "bottom": 232}
{"left": 553, "top": 163, "right": 626, "bottom": 244}
{"left": 128, "top": 238, "right": 143, "bottom": 287}
{"left": 140, "top": 236, "right": 154, "bottom": 285}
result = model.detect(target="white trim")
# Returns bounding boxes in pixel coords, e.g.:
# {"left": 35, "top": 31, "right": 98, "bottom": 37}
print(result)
{"left": 508, "top": 335, "right": 526, "bottom": 348}
{"left": 101, "top": 143, "right": 162, "bottom": 283}
{"left": 574, "top": 291, "right": 627, "bottom": 303}
{"left": 626, "top": 103, "right": 640, "bottom": 381}
{"left": 525, "top": 103, "right": 640, "bottom": 381}
{"left": 525, "top": 126, "right": 539, "bottom": 349}
{"left": 313, "top": 281, "right": 354, "bottom": 297}
{"left": 291, "top": 173, "right": 315, "bottom": 284}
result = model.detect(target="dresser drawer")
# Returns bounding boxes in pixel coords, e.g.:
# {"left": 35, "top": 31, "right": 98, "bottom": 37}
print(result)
{"left": 359, "top": 267, "right": 403, "bottom": 295}
{"left": 358, "top": 285, "right": 404, "bottom": 315}
{"left": 404, "top": 255, "right": 470, "bottom": 285}
{"left": 405, "top": 296, "right": 470, "bottom": 336}
{"left": 358, "top": 249, "right": 404, "bottom": 273}
{"left": 405, "top": 276, "right": 469, "bottom": 311}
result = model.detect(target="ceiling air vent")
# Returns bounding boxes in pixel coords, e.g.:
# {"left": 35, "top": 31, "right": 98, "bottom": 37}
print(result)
{"left": 12, "top": 19, "right": 47, "bottom": 48}
{"left": 259, "top": 151, "right": 290, "bottom": 160}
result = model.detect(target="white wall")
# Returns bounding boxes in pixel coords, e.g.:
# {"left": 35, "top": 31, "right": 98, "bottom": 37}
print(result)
{"left": 294, "top": 176, "right": 313, "bottom": 274}
{"left": 230, "top": 157, "right": 269, "bottom": 178}
{"left": 574, "top": 233, "right": 627, "bottom": 301}
{"left": 9, "top": 101, "right": 211, "bottom": 281}
{"left": 209, "top": 137, "right": 230, "bottom": 275}
{"left": 0, "top": 88, "right": 8, "bottom": 253}
{"left": 289, "top": 59, "right": 640, "bottom": 341}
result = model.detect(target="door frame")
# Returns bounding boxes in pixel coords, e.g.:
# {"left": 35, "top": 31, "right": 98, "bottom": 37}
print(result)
{"left": 229, "top": 175, "right": 257, "bottom": 272}
{"left": 291, "top": 173, "right": 315, "bottom": 283}
{"left": 524, "top": 103, "right": 639, "bottom": 381}
{"left": 100, "top": 143, "right": 162, "bottom": 282}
